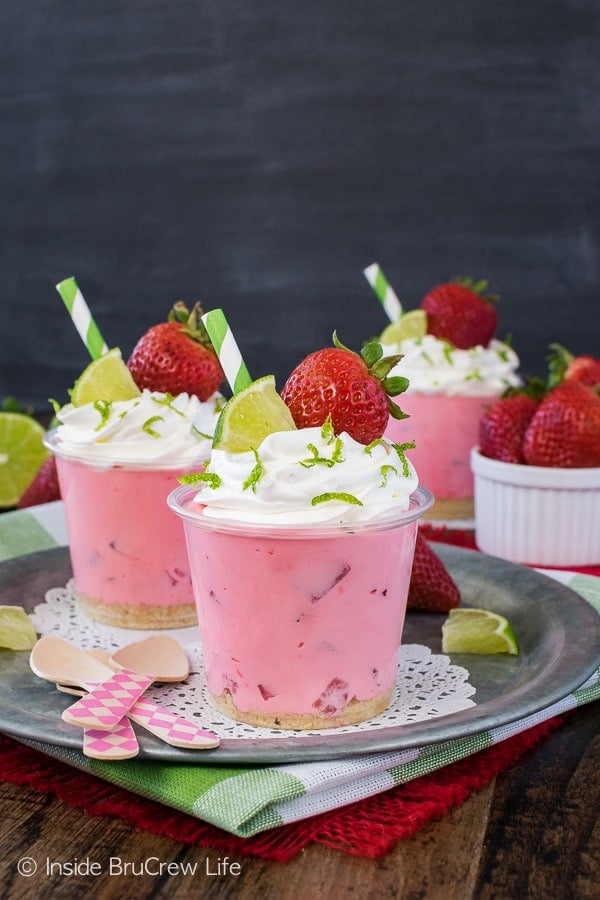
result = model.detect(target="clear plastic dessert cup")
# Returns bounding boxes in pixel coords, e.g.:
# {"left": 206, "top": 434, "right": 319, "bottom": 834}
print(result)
{"left": 471, "top": 448, "right": 600, "bottom": 567}
{"left": 168, "top": 483, "right": 434, "bottom": 730}
{"left": 385, "top": 394, "right": 494, "bottom": 520}
{"left": 45, "top": 429, "right": 202, "bottom": 629}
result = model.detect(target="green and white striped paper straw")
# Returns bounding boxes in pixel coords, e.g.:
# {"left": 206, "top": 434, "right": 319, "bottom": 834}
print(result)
{"left": 56, "top": 277, "right": 108, "bottom": 360}
{"left": 201, "top": 308, "right": 252, "bottom": 395}
{"left": 363, "top": 263, "right": 403, "bottom": 323}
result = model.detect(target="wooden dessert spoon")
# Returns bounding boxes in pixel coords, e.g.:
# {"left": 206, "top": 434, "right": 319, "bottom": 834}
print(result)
{"left": 30, "top": 636, "right": 219, "bottom": 758}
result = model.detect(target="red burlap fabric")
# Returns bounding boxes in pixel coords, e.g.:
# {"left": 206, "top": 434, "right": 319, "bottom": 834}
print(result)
{"left": 0, "top": 528, "right": 593, "bottom": 860}
{"left": 0, "top": 718, "right": 563, "bottom": 861}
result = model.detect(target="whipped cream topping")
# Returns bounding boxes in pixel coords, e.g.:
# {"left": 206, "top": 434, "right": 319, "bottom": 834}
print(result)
{"left": 381, "top": 335, "right": 521, "bottom": 396}
{"left": 190, "top": 424, "right": 420, "bottom": 526}
{"left": 51, "top": 390, "right": 224, "bottom": 467}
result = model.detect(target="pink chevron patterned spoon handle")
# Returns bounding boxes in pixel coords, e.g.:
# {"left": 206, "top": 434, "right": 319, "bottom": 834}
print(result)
{"left": 82, "top": 717, "right": 140, "bottom": 760}
{"left": 62, "top": 669, "right": 155, "bottom": 730}
{"left": 30, "top": 636, "right": 220, "bottom": 751}
{"left": 59, "top": 676, "right": 220, "bottom": 749}
{"left": 127, "top": 699, "right": 220, "bottom": 749}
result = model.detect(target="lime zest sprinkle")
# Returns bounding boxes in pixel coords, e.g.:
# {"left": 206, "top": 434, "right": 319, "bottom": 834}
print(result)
{"left": 93, "top": 399, "right": 112, "bottom": 430}
{"left": 465, "top": 370, "right": 483, "bottom": 382}
{"left": 152, "top": 393, "right": 185, "bottom": 416}
{"left": 364, "top": 437, "right": 386, "bottom": 455}
{"left": 443, "top": 344, "right": 455, "bottom": 365}
{"left": 332, "top": 437, "right": 344, "bottom": 463}
{"left": 321, "top": 416, "right": 336, "bottom": 444}
{"left": 243, "top": 450, "right": 263, "bottom": 493}
{"left": 142, "top": 415, "right": 164, "bottom": 438}
{"left": 119, "top": 400, "right": 140, "bottom": 420}
{"left": 179, "top": 471, "right": 222, "bottom": 489}
{"left": 48, "top": 398, "right": 61, "bottom": 415}
{"left": 422, "top": 352, "right": 434, "bottom": 366}
{"left": 391, "top": 441, "right": 415, "bottom": 477}
{"left": 380, "top": 464, "right": 398, "bottom": 486}
{"left": 311, "top": 491, "right": 363, "bottom": 507}
{"left": 300, "top": 443, "right": 332, "bottom": 468}
{"left": 192, "top": 424, "right": 214, "bottom": 440}
{"left": 300, "top": 438, "right": 344, "bottom": 469}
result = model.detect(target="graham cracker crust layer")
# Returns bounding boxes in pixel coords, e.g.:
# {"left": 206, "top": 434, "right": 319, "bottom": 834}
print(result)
{"left": 77, "top": 592, "right": 198, "bottom": 630}
{"left": 210, "top": 686, "right": 394, "bottom": 730}
{"left": 423, "top": 496, "right": 475, "bottom": 521}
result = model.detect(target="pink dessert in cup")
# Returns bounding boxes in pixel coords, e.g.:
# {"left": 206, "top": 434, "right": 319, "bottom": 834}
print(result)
{"left": 47, "top": 386, "right": 223, "bottom": 629}
{"left": 44, "top": 302, "right": 226, "bottom": 630}
{"left": 377, "top": 278, "right": 521, "bottom": 518}
{"left": 170, "top": 336, "right": 433, "bottom": 729}
{"left": 170, "top": 416, "right": 432, "bottom": 729}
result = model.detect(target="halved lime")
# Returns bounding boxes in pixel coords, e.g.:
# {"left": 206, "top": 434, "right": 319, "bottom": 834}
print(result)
{"left": 70, "top": 348, "right": 141, "bottom": 407}
{"left": 0, "top": 606, "right": 37, "bottom": 650}
{"left": 213, "top": 375, "right": 297, "bottom": 452}
{"left": 380, "top": 309, "right": 427, "bottom": 344}
{"left": 441, "top": 608, "right": 519, "bottom": 655}
{"left": 0, "top": 413, "right": 50, "bottom": 508}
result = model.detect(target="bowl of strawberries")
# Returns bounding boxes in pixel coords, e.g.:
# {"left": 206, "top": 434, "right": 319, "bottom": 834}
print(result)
{"left": 471, "top": 345, "right": 600, "bottom": 567}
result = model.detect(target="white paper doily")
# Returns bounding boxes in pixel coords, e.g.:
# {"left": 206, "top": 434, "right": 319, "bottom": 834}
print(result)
{"left": 31, "top": 580, "right": 476, "bottom": 739}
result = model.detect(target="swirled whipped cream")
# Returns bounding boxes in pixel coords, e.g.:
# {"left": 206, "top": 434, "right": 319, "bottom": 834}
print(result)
{"left": 190, "top": 423, "right": 419, "bottom": 526}
{"left": 380, "top": 335, "right": 520, "bottom": 396}
{"left": 52, "top": 390, "right": 224, "bottom": 467}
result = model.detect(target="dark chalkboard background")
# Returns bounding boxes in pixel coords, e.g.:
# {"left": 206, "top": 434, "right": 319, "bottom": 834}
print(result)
{"left": 2, "top": 1, "right": 599, "bottom": 412}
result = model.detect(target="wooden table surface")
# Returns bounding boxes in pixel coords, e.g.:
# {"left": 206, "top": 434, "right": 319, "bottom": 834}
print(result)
{"left": 0, "top": 700, "right": 597, "bottom": 900}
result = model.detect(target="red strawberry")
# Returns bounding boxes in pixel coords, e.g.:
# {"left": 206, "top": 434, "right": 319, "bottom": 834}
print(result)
{"left": 407, "top": 532, "right": 461, "bottom": 613}
{"left": 522, "top": 381, "right": 600, "bottom": 468}
{"left": 127, "top": 302, "right": 224, "bottom": 401}
{"left": 17, "top": 457, "right": 61, "bottom": 508}
{"left": 420, "top": 278, "right": 498, "bottom": 349}
{"left": 281, "top": 334, "right": 408, "bottom": 445}
{"left": 547, "top": 342, "right": 600, "bottom": 389}
{"left": 565, "top": 355, "right": 600, "bottom": 388}
{"left": 479, "top": 394, "right": 541, "bottom": 464}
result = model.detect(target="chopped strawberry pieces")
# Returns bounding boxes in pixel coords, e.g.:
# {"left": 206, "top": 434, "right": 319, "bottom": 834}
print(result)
{"left": 258, "top": 684, "right": 276, "bottom": 701}
{"left": 310, "top": 564, "right": 351, "bottom": 603}
{"left": 312, "top": 677, "right": 350, "bottom": 715}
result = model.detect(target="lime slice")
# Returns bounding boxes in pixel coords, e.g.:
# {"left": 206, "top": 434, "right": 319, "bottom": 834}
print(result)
{"left": 380, "top": 309, "right": 427, "bottom": 344}
{"left": 0, "top": 413, "right": 50, "bottom": 508}
{"left": 70, "top": 348, "right": 141, "bottom": 407}
{"left": 213, "top": 375, "right": 297, "bottom": 452}
{"left": 0, "top": 606, "right": 38, "bottom": 650}
{"left": 441, "top": 608, "right": 519, "bottom": 655}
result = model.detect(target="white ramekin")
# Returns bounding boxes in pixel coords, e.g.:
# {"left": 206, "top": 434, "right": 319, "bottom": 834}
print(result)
{"left": 471, "top": 448, "right": 600, "bottom": 567}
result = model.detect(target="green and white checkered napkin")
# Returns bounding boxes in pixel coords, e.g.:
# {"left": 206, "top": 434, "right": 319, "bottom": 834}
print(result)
{"left": 1, "top": 504, "right": 599, "bottom": 838}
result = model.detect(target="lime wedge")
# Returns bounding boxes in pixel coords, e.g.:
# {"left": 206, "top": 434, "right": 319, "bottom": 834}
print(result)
{"left": 441, "top": 608, "right": 519, "bottom": 655}
{"left": 380, "top": 309, "right": 427, "bottom": 344}
{"left": 0, "top": 413, "right": 50, "bottom": 508}
{"left": 213, "top": 375, "right": 297, "bottom": 452}
{"left": 70, "top": 348, "right": 141, "bottom": 407}
{"left": 0, "top": 606, "right": 38, "bottom": 650}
